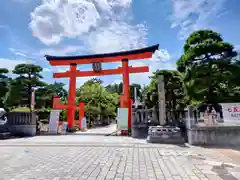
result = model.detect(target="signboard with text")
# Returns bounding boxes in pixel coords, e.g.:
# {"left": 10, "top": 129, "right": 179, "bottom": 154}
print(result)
{"left": 221, "top": 103, "right": 240, "bottom": 122}
{"left": 117, "top": 108, "right": 128, "bottom": 130}
{"left": 81, "top": 117, "right": 87, "bottom": 129}
{"left": 61, "top": 122, "right": 68, "bottom": 134}
{"left": 48, "top": 110, "right": 60, "bottom": 134}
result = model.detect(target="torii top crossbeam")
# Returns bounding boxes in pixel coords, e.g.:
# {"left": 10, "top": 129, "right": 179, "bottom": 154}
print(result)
{"left": 45, "top": 44, "right": 159, "bottom": 65}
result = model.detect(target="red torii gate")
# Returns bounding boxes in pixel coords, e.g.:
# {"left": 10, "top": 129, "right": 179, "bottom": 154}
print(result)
{"left": 52, "top": 96, "right": 85, "bottom": 128}
{"left": 45, "top": 44, "right": 159, "bottom": 132}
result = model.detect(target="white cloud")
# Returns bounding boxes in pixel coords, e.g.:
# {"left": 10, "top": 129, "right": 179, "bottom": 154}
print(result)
{"left": 56, "top": 66, "right": 70, "bottom": 72}
{"left": 29, "top": 0, "right": 133, "bottom": 45}
{"left": 112, "top": 78, "right": 122, "bottom": 85}
{"left": 87, "top": 21, "right": 147, "bottom": 53}
{"left": 76, "top": 76, "right": 96, "bottom": 87}
{"left": 0, "top": 59, "right": 29, "bottom": 71}
{"left": 170, "top": 0, "right": 227, "bottom": 39}
{"left": 39, "top": 45, "right": 83, "bottom": 56}
{"left": 29, "top": 0, "right": 100, "bottom": 45}
{"left": 43, "top": 68, "right": 51, "bottom": 72}
{"left": 129, "top": 52, "right": 175, "bottom": 85}
{"left": 151, "top": 49, "right": 170, "bottom": 62}
{"left": 9, "top": 48, "right": 28, "bottom": 58}
{"left": 14, "top": 52, "right": 28, "bottom": 57}
{"left": 28, "top": 0, "right": 175, "bottom": 86}
{"left": 8, "top": 48, "right": 42, "bottom": 63}
{"left": 107, "top": 0, "right": 131, "bottom": 8}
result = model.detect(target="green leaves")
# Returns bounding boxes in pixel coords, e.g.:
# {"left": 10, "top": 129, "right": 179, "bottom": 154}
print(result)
{"left": 105, "top": 82, "right": 142, "bottom": 100}
{"left": 143, "top": 70, "right": 187, "bottom": 112}
{"left": 77, "top": 79, "right": 120, "bottom": 123}
{"left": 35, "top": 82, "right": 68, "bottom": 109}
{"left": 178, "top": 30, "right": 235, "bottom": 71}
{"left": 13, "top": 64, "right": 43, "bottom": 77}
{"left": 0, "top": 68, "right": 10, "bottom": 107}
{"left": 5, "top": 64, "right": 45, "bottom": 108}
{"left": 177, "top": 29, "right": 239, "bottom": 104}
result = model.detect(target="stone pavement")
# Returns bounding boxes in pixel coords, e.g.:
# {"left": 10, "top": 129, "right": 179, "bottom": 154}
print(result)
{"left": 0, "top": 135, "right": 240, "bottom": 180}
{"left": 75, "top": 124, "right": 117, "bottom": 135}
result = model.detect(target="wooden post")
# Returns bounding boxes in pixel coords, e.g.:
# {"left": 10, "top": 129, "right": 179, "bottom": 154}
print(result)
{"left": 157, "top": 75, "right": 166, "bottom": 125}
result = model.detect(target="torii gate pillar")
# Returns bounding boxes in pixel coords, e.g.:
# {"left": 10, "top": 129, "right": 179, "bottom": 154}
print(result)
{"left": 122, "top": 59, "right": 131, "bottom": 131}
{"left": 67, "top": 64, "right": 77, "bottom": 129}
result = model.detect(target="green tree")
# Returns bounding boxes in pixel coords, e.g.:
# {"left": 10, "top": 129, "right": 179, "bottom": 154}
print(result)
{"left": 0, "top": 68, "right": 10, "bottom": 107}
{"left": 5, "top": 64, "right": 45, "bottom": 108}
{"left": 77, "top": 81, "right": 119, "bottom": 126}
{"left": 130, "top": 83, "right": 141, "bottom": 100}
{"left": 76, "top": 78, "right": 103, "bottom": 97}
{"left": 143, "top": 70, "right": 187, "bottom": 120}
{"left": 83, "top": 78, "right": 103, "bottom": 85}
{"left": 177, "top": 30, "right": 238, "bottom": 104}
{"left": 35, "top": 82, "right": 67, "bottom": 109}
{"left": 105, "top": 83, "right": 122, "bottom": 94}
{"left": 105, "top": 82, "right": 142, "bottom": 100}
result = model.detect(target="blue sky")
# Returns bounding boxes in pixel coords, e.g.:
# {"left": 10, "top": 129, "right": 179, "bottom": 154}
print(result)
{"left": 0, "top": 0, "right": 240, "bottom": 88}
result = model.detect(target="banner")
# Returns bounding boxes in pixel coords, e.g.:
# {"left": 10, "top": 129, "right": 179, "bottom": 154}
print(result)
{"left": 221, "top": 103, "right": 240, "bottom": 122}
{"left": 48, "top": 110, "right": 60, "bottom": 134}
{"left": 117, "top": 108, "right": 128, "bottom": 130}
{"left": 81, "top": 117, "right": 87, "bottom": 129}
{"left": 61, "top": 122, "right": 68, "bottom": 134}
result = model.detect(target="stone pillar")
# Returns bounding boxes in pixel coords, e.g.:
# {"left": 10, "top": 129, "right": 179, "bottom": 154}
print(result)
{"left": 79, "top": 102, "right": 84, "bottom": 129}
{"left": 186, "top": 105, "right": 195, "bottom": 144}
{"left": 157, "top": 75, "right": 166, "bottom": 125}
{"left": 186, "top": 105, "right": 195, "bottom": 129}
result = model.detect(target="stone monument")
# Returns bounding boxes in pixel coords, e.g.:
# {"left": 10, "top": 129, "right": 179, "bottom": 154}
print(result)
{"left": 147, "top": 126, "right": 185, "bottom": 144}
{"left": 157, "top": 75, "right": 166, "bottom": 125}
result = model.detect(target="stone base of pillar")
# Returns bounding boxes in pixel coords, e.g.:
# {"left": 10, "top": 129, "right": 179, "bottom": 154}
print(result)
{"left": 67, "top": 128, "right": 76, "bottom": 133}
{"left": 131, "top": 126, "right": 148, "bottom": 139}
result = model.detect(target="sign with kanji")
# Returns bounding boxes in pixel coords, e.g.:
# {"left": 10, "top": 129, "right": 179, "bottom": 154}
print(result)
{"left": 221, "top": 103, "right": 240, "bottom": 122}
{"left": 92, "top": 62, "right": 102, "bottom": 72}
{"left": 117, "top": 108, "right": 128, "bottom": 130}
{"left": 81, "top": 117, "right": 87, "bottom": 129}
{"left": 48, "top": 110, "right": 60, "bottom": 134}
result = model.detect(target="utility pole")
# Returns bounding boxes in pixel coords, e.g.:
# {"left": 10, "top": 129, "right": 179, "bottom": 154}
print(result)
{"left": 157, "top": 75, "right": 166, "bottom": 125}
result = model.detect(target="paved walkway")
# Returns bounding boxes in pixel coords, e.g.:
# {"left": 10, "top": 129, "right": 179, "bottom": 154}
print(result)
{"left": 0, "top": 135, "right": 240, "bottom": 180}
{"left": 75, "top": 124, "right": 117, "bottom": 135}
